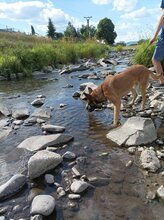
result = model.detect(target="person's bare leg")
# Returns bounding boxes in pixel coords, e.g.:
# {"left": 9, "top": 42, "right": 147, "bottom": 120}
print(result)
{"left": 152, "top": 59, "right": 164, "bottom": 84}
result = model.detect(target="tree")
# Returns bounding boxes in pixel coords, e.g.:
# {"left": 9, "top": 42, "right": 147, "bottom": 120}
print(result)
{"left": 80, "top": 25, "right": 96, "bottom": 39}
{"left": 96, "top": 17, "right": 117, "bottom": 45}
{"left": 64, "top": 22, "right": 78, "bottom": 38}
{"left": 47, "top": 18, "right": 56, "bottom": 39}
{"left": 31, "top": 25, "right": 35, "bottom": 35}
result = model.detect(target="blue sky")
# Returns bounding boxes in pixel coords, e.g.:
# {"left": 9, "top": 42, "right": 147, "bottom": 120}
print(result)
{"left": 0, "top": 0, "right": 162, "bottom": 42}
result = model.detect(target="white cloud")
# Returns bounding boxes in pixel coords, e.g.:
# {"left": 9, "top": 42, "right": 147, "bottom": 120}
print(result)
{"left": 121, "top": 7, "right": 150, "bottom": 20}
{"left": 92, "top": 0, "right": 112, "bottom": 5}
{"left": 92, "top": 0, "right": 138, "bottom": 11}
{"left": 113, "top": 0, "right": 138, "bottom": 12}
{"left": 0, "top": 0, "right": 82, "bottom": 34}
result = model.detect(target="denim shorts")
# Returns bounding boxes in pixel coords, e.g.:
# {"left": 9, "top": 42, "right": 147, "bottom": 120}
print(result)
{"left": 152, "top": 37, "right": 164, "bottom": 61}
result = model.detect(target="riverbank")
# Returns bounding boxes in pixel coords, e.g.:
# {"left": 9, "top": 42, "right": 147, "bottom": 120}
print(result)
{"left": 0, "top": 50, "right": 164, "bottom": 219}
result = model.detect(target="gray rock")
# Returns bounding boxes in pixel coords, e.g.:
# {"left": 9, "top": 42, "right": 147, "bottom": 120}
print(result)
{"left": 12, "top": 108, "right": 29, "bottom": 119}
{"left": 70, "top": 180, "right": 89, "bottom": 193}
{"left": 0, "top": 104, "right": 11, "bottom": 116}
{"left": 0, "top": 119, "right": 10, "bottom": 128}
{"left": 156, "top": 185, "right": 164, "bottom": 201}
{"left": 106, "top": 117, "right": 157, "bottom": 146}
{"left": 62, "top": 151, "right": 76, "bottom": 160}
{"left": 79, "top": 82, "right": 97, "bottom": 91}
{"left": 0, "top": 128, "right": 12, "bottom": 140}
{"left": 31, "top": 109, "right": 51, "bottom": 119}
{"left": 0, "top": 216, "right": 5, "bottom": 220}
{"left": 68, "top": 194, "right": 81, "bottom": 200}
{"left": 31, "top": 98, "right": 44, "bottom": 106}
{"left": 44, "top": 174, "right": 54, "bottom": 184}
{"left": 41, "top": 125, "right": 65, "bottom": 133}
{"left": 31, "top": 195, "right": 55, "bottom": 216}
{"left": 17, "top": 134, "right": 73, "bottom": 152}
{"left": 28, "top": 150, "right": 62, "bottom": 179}
{"left": 31, "top": 215, "right": 43, "bottom": 220}
{"left": 0, "top": 174, "right": 26, "bottom": 201}
{"left": 140, "top": 149, "right": 160, "bottom": 172}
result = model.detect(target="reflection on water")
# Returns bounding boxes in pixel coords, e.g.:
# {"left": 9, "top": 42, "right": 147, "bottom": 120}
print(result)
{"left": 0, "top": 67, "right": 164, "bottom": 219}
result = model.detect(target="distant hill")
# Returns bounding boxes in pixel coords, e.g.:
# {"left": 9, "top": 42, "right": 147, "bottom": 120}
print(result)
{"left": 126, "top": 41, "right": 138, "bottom": 46}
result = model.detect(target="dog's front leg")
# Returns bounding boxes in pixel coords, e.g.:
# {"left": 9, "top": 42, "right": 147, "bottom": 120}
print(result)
{"left": 110, "top": 98, "right": 121, "bottom": 128}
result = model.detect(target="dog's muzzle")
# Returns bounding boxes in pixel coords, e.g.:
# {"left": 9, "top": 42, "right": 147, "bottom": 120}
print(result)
{"left": 86, "top": 103, "right": 95, "bottom": 112}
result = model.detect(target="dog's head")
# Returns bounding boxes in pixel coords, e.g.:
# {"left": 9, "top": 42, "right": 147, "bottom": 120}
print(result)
{"left": 84, "top": 87, "right": 102, "bottom": 112}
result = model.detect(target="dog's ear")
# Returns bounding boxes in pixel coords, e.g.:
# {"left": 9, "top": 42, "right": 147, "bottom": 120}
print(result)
{"left": 88, "top": 87, "right": 93, "bottom": 94}
{"left": 83, "top": 92, "right": 92, "bottom": 100}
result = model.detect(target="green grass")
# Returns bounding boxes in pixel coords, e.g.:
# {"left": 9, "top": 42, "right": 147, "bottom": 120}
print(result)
{"left": 0, "top": 32, "right": 108, "bottom": 79}
{"left": 131, "top": 40, "right": 155, "bottom": 67}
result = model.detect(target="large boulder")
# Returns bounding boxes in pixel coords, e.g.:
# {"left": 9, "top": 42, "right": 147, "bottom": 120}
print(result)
{"left": 106, "top": 117, "right": 157, "bottom": 146}
{"left": 0, "top": 104, "right": 11, "bottom": 116}
{"left": 17, "top": 134, "right": 73, "bottom": 152}
{"left": 28, "top": 150, "right": 62, "bottom": 179}
{"left": 0, "top": 174, "right": 26, "bottom": 201}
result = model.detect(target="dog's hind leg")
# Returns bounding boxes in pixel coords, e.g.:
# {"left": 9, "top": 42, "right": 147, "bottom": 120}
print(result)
{"left": 129, "top": 88, "right": 138, "bottom": 105}
{"left": 140, "top": 81, "right": 148, "bottom": 110}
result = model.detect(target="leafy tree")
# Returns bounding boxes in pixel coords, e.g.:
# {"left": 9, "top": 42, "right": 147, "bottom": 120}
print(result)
{"left": 96, "top": 17, "right": 117, "bottom": 44}
{"left": 31, "top": 25, "right": 35, "bottom": 35}
{"left": 56, "top": 32, "right": 64, "bottom": 39}
{"left": 80, "top": 25, "right": 96, "bottom": 39}
{"left": 47, "top": 18, "right": 56, "bottom": 39}
{"left": 64, "top": 22, "right": 78, "bottom": 38}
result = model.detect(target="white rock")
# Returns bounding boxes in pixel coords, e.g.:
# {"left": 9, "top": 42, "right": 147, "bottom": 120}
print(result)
{"left": 156, "top": 185, "right": 164, "bottom": 201}
{"left": 13, "top": 120, "right": 24, "bottom": 125}
{"left": 31, "top": 215, "right": 43, "bottom": 220}
{"left": 62, "top": 151, "right": 76, "bottom": 160}
{"left": 28, "top": 150, "right": 62, "bottom": 179}
{"left": 31, "top": 195, "right": 55, "bottom": 216}
{"left": 140, "top": 149, "right": 160, "bottom": 172}
{"left": 70, "top": 180, "right": 89, "bottom": 193}
{"left": 0, "top": 103, "right": 11, "bottom": 116}
{"left": 41, "top": 125, "right": 65, "bottom": 133}
{"left": 68, "top": 194, "right": 81, "bottom": 200}
{"left": 107, "top": 117, "right": 157, "bottom": 146}
{"left": 128, "top": 147, "right": 136, "bottom": 154}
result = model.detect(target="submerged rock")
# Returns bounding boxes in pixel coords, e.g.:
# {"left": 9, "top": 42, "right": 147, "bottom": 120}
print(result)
{"left": 0, "top": 174, "right": 26, "bottom": 201}
{"left": 17, "top": 134, "right": 73, "bottom": 152}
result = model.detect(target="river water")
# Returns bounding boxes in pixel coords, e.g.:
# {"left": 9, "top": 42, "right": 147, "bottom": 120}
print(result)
{"left": 0, "top": 65, "right": 164, "bottom": 219}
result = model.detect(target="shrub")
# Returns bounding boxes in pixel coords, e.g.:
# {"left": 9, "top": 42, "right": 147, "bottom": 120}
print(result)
{"left": 0, "top": 55, "right": 22, "bottom": 79}
{"left": 131, "top": 41, "right": 155, "bottom": 67}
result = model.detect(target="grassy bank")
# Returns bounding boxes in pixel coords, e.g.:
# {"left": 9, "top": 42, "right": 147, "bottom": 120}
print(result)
{"left": 0, "top": 32, "right": 108, "bottom": 79}
{"left": 131, "top": 40, "right": 155, "bottom": 67}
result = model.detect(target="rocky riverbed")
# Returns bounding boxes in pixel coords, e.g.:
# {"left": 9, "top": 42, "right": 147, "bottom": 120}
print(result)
{"left": 0, "top": 50, "right": 164, "bottom": 220}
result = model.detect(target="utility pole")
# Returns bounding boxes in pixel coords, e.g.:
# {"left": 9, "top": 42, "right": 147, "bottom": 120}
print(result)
{"left": 84, "top": 16, "right": 92, "bottom": 39}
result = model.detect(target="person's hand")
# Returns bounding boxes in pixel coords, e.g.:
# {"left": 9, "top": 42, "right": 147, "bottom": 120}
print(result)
{"left": 149, "top": 36, "right": 156, "bottom": 45}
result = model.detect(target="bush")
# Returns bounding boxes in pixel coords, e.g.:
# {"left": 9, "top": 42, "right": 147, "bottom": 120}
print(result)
{"left": 131, "top": 41, "right": 155, "bottom": 67}
{"left": 0, "top": 55, "right": 22, "bottom": 79}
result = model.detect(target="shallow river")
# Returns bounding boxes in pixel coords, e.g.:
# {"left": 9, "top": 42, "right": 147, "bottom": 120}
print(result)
{"left": 0, "top": 65, "right": 164, "bottom": 220}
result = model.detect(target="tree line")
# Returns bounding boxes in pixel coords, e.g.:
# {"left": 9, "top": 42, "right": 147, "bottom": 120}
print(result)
{"left": 31, "top": 17, "right": 117, "bottom": 45}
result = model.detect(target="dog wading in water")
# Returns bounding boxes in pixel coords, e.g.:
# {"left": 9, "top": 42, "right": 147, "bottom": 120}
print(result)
{"left": 84, "top": 65, "right": 161, "bottom": 128}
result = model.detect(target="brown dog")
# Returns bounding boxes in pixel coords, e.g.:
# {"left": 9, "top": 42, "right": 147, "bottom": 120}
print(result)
{"left": 84, "top": 64, "right": 160, "bottom": 128}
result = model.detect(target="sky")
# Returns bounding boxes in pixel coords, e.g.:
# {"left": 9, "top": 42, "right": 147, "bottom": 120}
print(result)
{"left": 0, "top": 0, "right": 162, "bottom": 42}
